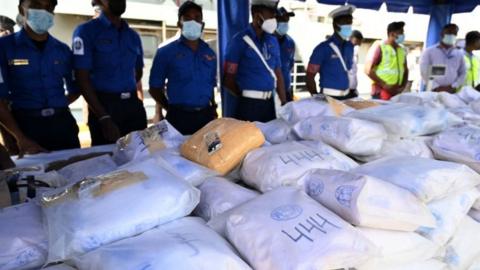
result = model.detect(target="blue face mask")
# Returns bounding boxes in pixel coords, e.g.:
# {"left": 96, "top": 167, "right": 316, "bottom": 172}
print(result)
{"left": 442, "top": 34, "right": 457, "bottom": 46}
{"left": 337, "top": 24, "right": 353, "bottom": 41}
{"left": 182, "top": 20, "right": 203, "bottom": 41}
{"left": 276, "top": 22, "right": 289, "bottom": 36}
{"left": 395, "top": 34, "right": 405, "bottom": 44}
{"left": 26, "top": 9, "right": 54, "bottom": 35}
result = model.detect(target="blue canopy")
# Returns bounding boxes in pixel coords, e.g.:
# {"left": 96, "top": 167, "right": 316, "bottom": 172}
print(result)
{"left": 218, "top": 0, "right": 480, "bottom": 116}
{"left": 304, "top": 0, "right": 480, "bottom": 14}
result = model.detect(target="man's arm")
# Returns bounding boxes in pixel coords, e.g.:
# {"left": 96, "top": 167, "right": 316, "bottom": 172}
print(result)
{"left": 306, "top": 64, "right": 319, "bottom": 96}
{"left": 76, "top": 69, "right": 121, "bottom": 141}
{"left": 0, "top": 100, "right": 46, "bottom": 157}
{"left": 453, "top": 55, "right": 467, "bottom": 90}
{"left": 223, "top": 64, "right": 242, "bottom": 97}
{"left": 274, "top": 68, "right": 287, "bottom": 104}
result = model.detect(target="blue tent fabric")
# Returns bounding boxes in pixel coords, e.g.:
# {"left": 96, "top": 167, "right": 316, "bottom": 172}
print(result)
{"left": 218, "top": 0, "right": 250, "bottom": 117}
{"left": 304, "top": 0, "right": 480, "bottom": 14}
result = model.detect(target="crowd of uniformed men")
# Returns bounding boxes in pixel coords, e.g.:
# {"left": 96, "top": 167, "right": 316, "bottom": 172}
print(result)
{"left": 0, "top": 0, "right": 479, "bottom": 163}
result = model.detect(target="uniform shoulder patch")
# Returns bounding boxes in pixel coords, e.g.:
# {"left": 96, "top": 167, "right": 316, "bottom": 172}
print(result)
{"left": 73, "top": 37, "right": 84, "bottom": 56}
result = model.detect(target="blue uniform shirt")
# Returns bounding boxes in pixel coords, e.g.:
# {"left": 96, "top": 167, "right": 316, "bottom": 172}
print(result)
{"left": 149, "top": 37, "right": 216, "bottom": 108}
{"left": 72, "top": 13, "right": 144, "bottom": 93}
{"left": 279, "top": 34, "right": 295, "bottom": 92}
{"left": 0, "top": 29, "right": 77, "bottom": 110}
{"left": 225, "top": 24, "right": 281, "bottom": 92}
{"left": 308, "top": 35, "right": 353, "bottom": 91}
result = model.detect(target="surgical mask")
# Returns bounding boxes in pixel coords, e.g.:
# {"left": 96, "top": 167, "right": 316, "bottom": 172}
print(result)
{"left": 182, "top": 20, "right": 203, "bottom": 41}
{"left": 442, "top": 34, "right": 457, "bottom": 46}
{"left": 260, "top": 15, "right": 277, "bottom": 34}
{"left": 109, "top": 0, "right": 126, "bottom": 16}
{"left": 276, "top": 22, "right": 289, "bottom": 36}
{"left": 395, "top": 34, "right": 405, "bottom": 44}
{"left": 337, "top": 24, "right": 353, "bottom": 41}
{"left": 26, "top": 9, "right": 54, "bottom": 35}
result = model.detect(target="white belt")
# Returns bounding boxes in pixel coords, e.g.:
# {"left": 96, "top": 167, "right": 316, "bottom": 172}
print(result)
{"left": 322, "top": 88, "right": 349, "bottom": 97}
{"left": 242, "top": 90, "right": 273, "bottom": 100}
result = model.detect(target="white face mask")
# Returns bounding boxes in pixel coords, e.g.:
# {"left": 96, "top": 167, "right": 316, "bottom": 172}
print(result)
{"left": 260, "top": 15, "right": 277, "bottom": 34}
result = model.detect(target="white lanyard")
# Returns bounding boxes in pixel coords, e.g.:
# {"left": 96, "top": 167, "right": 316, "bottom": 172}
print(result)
{"left": 243, "top": 35, "right": 277, "bottom": 85}
{"left": 329, "top": 42, "right": 348, "bottom": 73}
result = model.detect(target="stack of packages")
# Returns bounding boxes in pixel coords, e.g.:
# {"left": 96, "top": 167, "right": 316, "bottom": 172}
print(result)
{"left": 2, "top": 92, "right": 480, "bottom": 270}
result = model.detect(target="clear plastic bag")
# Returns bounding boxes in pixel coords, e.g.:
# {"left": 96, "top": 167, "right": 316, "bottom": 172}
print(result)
{"left": 41, "top": 158, "right": 200, "bottom": 262}
{"left": 73, "top": 217, "right": 252, "bottom": 270}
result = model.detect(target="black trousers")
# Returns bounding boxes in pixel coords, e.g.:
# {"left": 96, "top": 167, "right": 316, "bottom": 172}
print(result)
{"left": 286, "top": 90, "right": 294, "bottom": 102}
{"left": 236, "top": 97, "right": 276, "bottom": 123}
{"left": 89, "top": 92, "right": 147, "bottom": 146}
{"left": 166, "top": 105, "right": 216, "bottom": 135}
{"left": 13, "top": 109, "right": 80, "bottom": 151}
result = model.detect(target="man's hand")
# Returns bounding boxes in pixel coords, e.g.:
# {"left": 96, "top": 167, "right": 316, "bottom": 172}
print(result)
{"left": 100, "top": 118, "right": 121, "bottom": 143}
{"left": 433, "top": 85, "right": 455, "bottom": 93}
{"left": 17, "top": 136, "right": 47, "bottom": 158}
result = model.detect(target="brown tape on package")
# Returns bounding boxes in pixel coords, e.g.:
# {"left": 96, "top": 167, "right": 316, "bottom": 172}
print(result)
{"left": 180, "top": 118, "right": 265, "bottom": 175}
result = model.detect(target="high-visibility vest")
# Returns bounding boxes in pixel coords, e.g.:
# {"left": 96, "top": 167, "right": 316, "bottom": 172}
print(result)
{"left": 375, "top": 43, "right": 406, "bottom": 85}
{"left": 465, "top": 53, "right": 480, "bottom": 87}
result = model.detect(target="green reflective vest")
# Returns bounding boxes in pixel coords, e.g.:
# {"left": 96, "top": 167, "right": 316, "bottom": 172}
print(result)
{"left": 375, "top": 43, "right": 406, "bottom": 85}
{"left": 465, "top": 53, "right": 480, "bottom": 88}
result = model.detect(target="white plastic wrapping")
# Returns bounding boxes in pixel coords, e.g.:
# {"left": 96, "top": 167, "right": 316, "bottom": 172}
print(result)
{"left": 356, "top": 227, "right": 439, "bottom": 270}
{"left": 73, "top": 217, "right": 252, "bottom": 270}
{"left": 437, "top": 92, "right": 468, "bottom": 109}
{"left": 278, "top": 96, "right": 335, "bottom": 125}
{"left": 241, "top": 141, "right": 358, "bottom": 193}
{"left": 112, "top": 120, "right": 185, "bottom": 165}
{"left": 57, "top": 155, "right": 117, "bottom": 184}
{"left": 255, "top": 119, "right": 297, "bottom": 144}
{"left": 352, "top": 156, "right": 480, "bottom": 202}
{"left": 356, "top": 137, "right": 433, "bottom": 162}
{"left": 41, "top": 158, "right": 200, "bottom": 262}
{"left": 391, "top": 92, "right": 439, "bottom": 106}
{"left": 364, "top": 260, "right": 448, "bottom": 270}
{"left": 0, "top": 202, "right": 48, "bottom": 270}
{"left": 293, "top": 116, "right": 387, "bottom": 156}
{"left": 301, "top": 169, "right": 435, "bottom": 231}
{"left": 430, "top": 125, "right": 480, "bottom": 173}
{"left": 195, "top": 177, "right": 259, "bottom": 221}
{"left": 457, "top": 86, "right": 480, "bottom": 104}
{"left": 347, "top": 103, "right": 461, "bottom": 137}
{"left": 43, "top": 264, "right": 76, "bottom": 270}
{"left": 147, "top": 149, "right": 218, "bottom": 187}
{"left": 470, "top": 209, "right": 480, "bottom": 222}
{"left": 417, "top": 189, "right": 480, "bottom": 246}
{"left": 442, "top": 216, "right": 480, "bottom": 270}
{"left": 224, "top": 187, "right": 375, "bottom": 270}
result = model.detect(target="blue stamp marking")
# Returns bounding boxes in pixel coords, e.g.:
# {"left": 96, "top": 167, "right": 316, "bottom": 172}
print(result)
{"left": 335, "top": 185, "right": 356, "bottom": 208}
{"left": 307, "top": 181, "right": 324, "bottom": 197}
{"left": 271, "top": 205, "right": 303, "bottom": 221}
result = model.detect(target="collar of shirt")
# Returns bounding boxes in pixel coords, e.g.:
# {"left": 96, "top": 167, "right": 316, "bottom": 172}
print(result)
{"left": 177, "top": 36, "right": 209, "bottom": 52}
{"left": 14, "top": 28, "right": 55, "bottom": 51}
{"left": 99, "top": 12, "right": 129, "bottom": 30}
{"left": 247, "top": 24, "right": 269, "bottom": 44}
{"left": 329, "top": 34, "right": 347, "bottom": 48}
{"left": 435, "top": 43, "right": 457, "bottom": 57}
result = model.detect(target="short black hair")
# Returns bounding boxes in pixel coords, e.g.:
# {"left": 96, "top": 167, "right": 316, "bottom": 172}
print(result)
{"left": 351, "top": 30, "right": 363, "bottom": 40}
{"left": 466, "top": 31, "right": 480, "bottom": 45}
{"left": 443, "top": 23, "right": 459, "bottom": 32}
{"left": 0, "top": 16, "right": 15, "bottom": 32}
{"left": 387, "top": 21, "right": 405, "bottom": 34}
{"left": 19, "top": 0, "right": 58, "bottom": 5}
{"left": 251, "top": 4, "right": 276, "bottom": 16}
{"left": 178, "top": 1, "right": 202, "bottom": 20}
